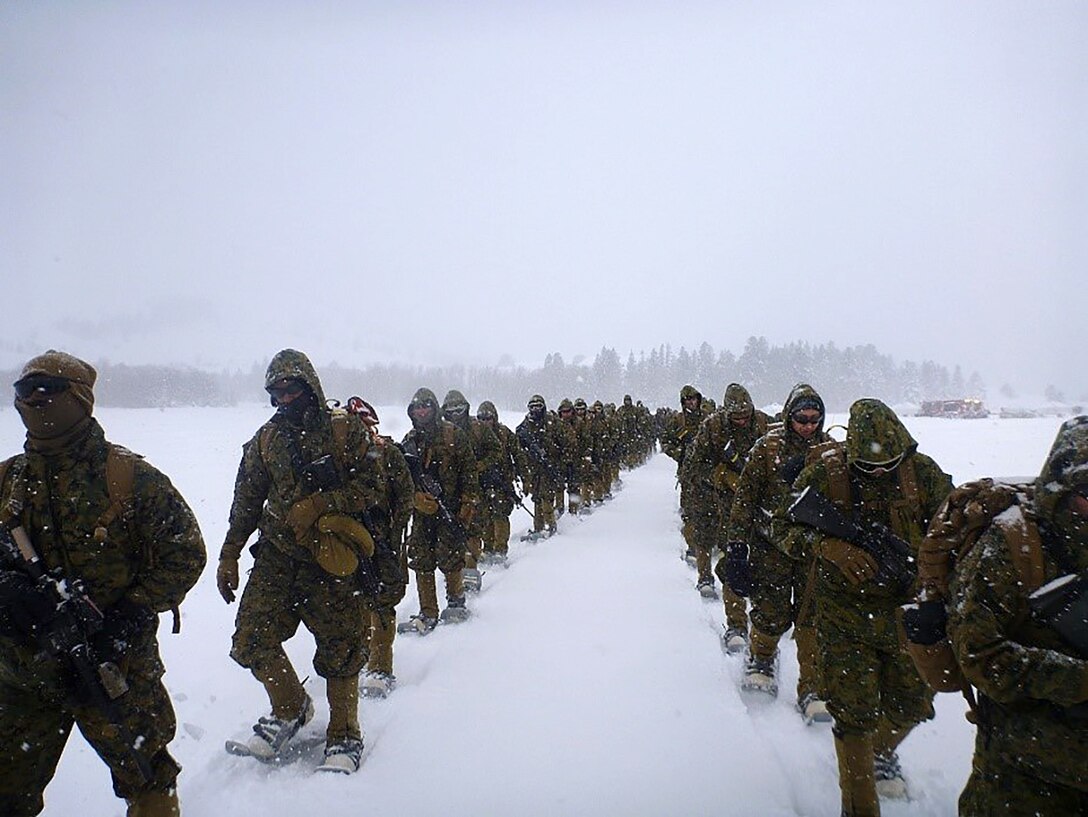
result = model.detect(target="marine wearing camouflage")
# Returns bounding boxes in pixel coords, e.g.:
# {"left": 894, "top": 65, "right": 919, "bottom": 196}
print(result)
{"left": 949, "top": 416, "right": 1088, "bottom": 815}
{"left": 0, "top": 351, "right": 205, "bottom": 816}
{"left": 476, "top": 402, "right": 527, "bottom": 559}
{"left": 402, "top": 387, "right": 479, "bottom": 617}
{"left": 442, "top": 390, "right": 502, "bottom": 570}
{"left": 778, "top": 398, "right": 953, "bottom": 817}
{"left": 360, "top": 425, "right": 414, "bottom": 681}
{"left": 223, "top": 349, "right": 385, "bottom": 747}
{"left": 727, "top": 384, "right": 829, "bottom": 699}
{"left": 682, "top": 383, "right": 770, "bottom": 623}
{"left": 517, "top": 396, "right": 563, "bottom": 534}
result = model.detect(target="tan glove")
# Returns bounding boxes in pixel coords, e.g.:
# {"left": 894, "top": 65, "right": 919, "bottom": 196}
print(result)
{"left": 217, "top": 557, "right": 240, "bottom": 604}
{"left": 458, "top": 502, "right": 475, "bottom": 528}
{"left": 819, "top": 537, "right": 878, "bottom": 585}
{"left": 287, "top": 494, "right": 328, "bottom": 541}
{"left": 710, "top": 464, "right": 739, "bottom": 493}
{"left": 414, "top": 491, "right": 439, "bottom": 515}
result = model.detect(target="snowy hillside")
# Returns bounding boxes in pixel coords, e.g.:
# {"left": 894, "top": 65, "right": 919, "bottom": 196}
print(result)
{"left": 0, "top": 406, "right": 1066, "bottom": 817}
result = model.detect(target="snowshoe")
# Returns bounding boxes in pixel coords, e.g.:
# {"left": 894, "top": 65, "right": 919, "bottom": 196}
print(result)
{"left": 719, "top": 626, "right": 748, "bottom": 656}
{"left": 697, "top": 578, "right": 717, "bottom": 599}
{"left": 463, "top": 567, "right": 483, "bottom": 593}
{"left": 397, "top": 614, "right": 438, "bottom": 636}
{"left": 875, "top": 752, "right": 908, "bottom": 800}
{"left": 316, "top": 738, "right": 364, "bottom": 775}
{"left": 740, "top": 654, "right": 778, "bottom": 700}
{"left": 797, "top": 692, "right": 832, "bottom": 726}
{"left": 225, "top": 694, "right": 315, "bottom": 762}
{"left": 360, "top": 670, "right": 396, "bottom": 700}
{"left": 683, "top": 549, "right": 698, "bottom": 569}
{"left": 440, "top": 597, "right": 471, "bottom": 624}
{"left": 479, "top": 551, "right": 508, "bottom": 567}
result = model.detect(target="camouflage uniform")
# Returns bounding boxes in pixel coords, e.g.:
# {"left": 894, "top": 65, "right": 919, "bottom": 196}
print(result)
{"left": 0, "top": 351, "right": 205, "bottom": 817}
{"left": 726, "top": 384, "right": 830, "bottom": 698}
{"left": 572, "top": 398, "right": 597, "bottom": 505}
{"left": 682, "top": 384, "right": 769, "bottom": 626}
{"left": 221, "top": 350, "right": 387, "bottom": 752}
{"left": 359, "top": 422, "right": 414, "bottom": 688}
{"left": 616, "top": 395, "right": 642, "bottom": 468}
{"left": 949, "top": 416, "right": 1088, "bottom": 816}
{"left": 401, "top": 388, "right": 479, "bottom": 621}
{"left": 476, "top": 401, "right": 527, "bottom": 559}
{"left": 777, "top": 398, "right": 952, "bottom": 817}
{"left": 662, "top": 386, "right": 711, "bottom": 556}
{"left": 516, "top": 395, "right": 563, "bottom": 535}
{"left": 557, "top": 398, "right": 592, "bottom": 514}
{"left": 588, "top": 400, "right": 614, "bottom": 501}
{"left": 441, "top": 390, "right": 502, "bottom": 573}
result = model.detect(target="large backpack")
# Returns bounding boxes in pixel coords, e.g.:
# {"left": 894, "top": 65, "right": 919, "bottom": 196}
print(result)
{"left": 905, "top": 478, "right": 1044, "bottom": 703}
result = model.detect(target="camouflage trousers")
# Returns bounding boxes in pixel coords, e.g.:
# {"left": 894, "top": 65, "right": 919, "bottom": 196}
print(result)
{"left": 231, "top": 542, "right": 368, "bottom": 679}
{"left": 960, "top": 730, "right": 1088, "bottom": 816}
{"left": 407, "top": 514, "right": 467, "bottom": 574}
{"left": 748, "top": 540, "right": 815, "bottom": 638}
{"left": 0, "top": 635, "right": 180, "bottom": 816}
{"left": 816, "top": 598, "right": 934, "bottom": 736}
{"left": 479, "top": 491, "right": 513, "bottom": 556}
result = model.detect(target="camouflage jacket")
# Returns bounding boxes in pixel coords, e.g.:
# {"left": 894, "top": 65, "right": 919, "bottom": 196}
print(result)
{"left": 516, "top": 413, "right": 563, "bottom": 493}
{"left": 0, "top": 420, "right": 205, "bottom": 615}
{"left": 401, "top": 419, "right": 479, "bottom": 515}
{"left": 726, "top": 385, "right": 828, "bottom": 544}
{"left": 660, "top": 407, "right": 710, "bottom": 471}
{"left": 778, "top": 449, "right": 952, "bottom": 609}
{"left": 226, "top": 352, "right": 389, "bottom": 562}
{"left": 947, "top": 417, "right": 1088, "bottom": 793}
{"left": 682, "top": 408, "right": 771, "bottom": 501}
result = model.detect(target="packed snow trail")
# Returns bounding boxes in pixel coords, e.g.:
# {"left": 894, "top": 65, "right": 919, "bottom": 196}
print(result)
{"left": 22, "top": 406, "right": 1049, "bottom": 817}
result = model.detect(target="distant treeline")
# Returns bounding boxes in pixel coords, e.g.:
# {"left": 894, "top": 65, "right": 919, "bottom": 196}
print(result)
{"left": 0, "top": 338, "right": 997, "bottom": 412}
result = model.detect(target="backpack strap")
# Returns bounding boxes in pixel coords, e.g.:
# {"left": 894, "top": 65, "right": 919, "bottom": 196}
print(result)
{"left": 100, "top": 445, "right": 184, "bottom": 635}
{"left": 0, "top": 455, "right": 21, "bottom": 527}
{"left": 996, "top": 507, "right": 1046, "bottom": 593}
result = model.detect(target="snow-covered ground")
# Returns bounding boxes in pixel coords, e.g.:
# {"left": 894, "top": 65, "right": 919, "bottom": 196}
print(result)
{"left": 0, "top": 405, "right": 1067, "bottom": 817}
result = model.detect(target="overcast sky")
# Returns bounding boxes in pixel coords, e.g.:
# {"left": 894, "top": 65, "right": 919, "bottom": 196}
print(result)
{"left": 3, "top": 2, "right": 1085, "bottom": 395}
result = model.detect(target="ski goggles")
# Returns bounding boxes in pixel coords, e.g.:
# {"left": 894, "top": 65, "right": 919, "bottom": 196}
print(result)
{"left": 852, "top": 454, "right": 905, "bottom": 475}
{"left": 266, "top": 380, "right": 306, "bottom": 401}
{"left": 789, "top": 411, "right": 823, "bottom": 427}
{"left": 14, "top": 375, "right": 70, "bottom": 399}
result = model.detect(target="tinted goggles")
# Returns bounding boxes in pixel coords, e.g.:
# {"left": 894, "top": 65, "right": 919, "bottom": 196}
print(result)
{"left": 789, "top": 411, "right": 822, "bottom": 427}
{"left": 266, "top": 381, "right": 305, "bottom": 401}
{"left": 15, "top": 375, "right": 70, "bottom": 399}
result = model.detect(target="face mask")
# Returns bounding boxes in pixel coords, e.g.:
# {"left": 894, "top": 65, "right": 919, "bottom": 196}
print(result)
{"left": 15, "top": 390, "right": 88, "bottom": 440}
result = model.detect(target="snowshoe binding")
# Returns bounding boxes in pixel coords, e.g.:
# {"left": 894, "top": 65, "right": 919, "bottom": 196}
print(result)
{"left": 397, "top": 614, "right": 438, "bottom": 636}
{"left": 740, "top": 654, "right": 778, "bottom": 701}
{"left": 797, "top": 692, "right": 832, "bottom": 726}
{"left": 440, "top": 597, "right": 471, "bottom": 624}
{"left": 462, "top": 567, "right": 483, "bottom": 594}
{"left": 720, "top": 626, "right": 748, "bottom": 656}
{"left": 225, "top": 694, "right": 316, "bottom": 762}
{"left": 697, "top": 578, "right": 717, "bottom": 599}
{"left": 360, "top": 670, "right": 396, "bottom": 700}
{"left": 316, "top": 738, "right": 364, "bottom": 775}
{"left": 875, "top": 752, "right": 908, "bottom": 800}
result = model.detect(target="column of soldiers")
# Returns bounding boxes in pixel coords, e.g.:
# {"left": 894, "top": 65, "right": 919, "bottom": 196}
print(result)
{"left": 673, "top": 379, "right": 1088, "bottom": 817}
{"left": 5, "top": 347, "right": 1082, "bottom": 816}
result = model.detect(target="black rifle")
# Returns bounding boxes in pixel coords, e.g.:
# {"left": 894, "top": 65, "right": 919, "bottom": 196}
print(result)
{"left": 1, "top": 525, "right": 155, "bottom": 783}
{"left": 397, "top": 442, "right": 468, "bottom": 543}
{"left": 516, "top": 426, "right": 560, "bottom": 485}
{"left": 299, "top": 454, "right": 386, "bottom": 598}
{"left": 1029, "top": 572, "right": 1088, "bottom": 658}
{"left": 786, "top": 486, "right": 915, "bottom": 592}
